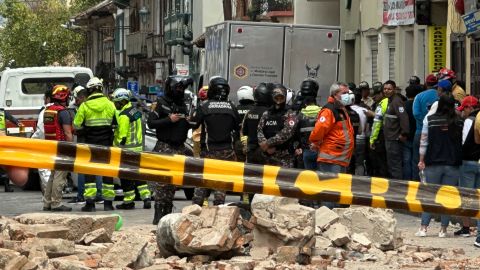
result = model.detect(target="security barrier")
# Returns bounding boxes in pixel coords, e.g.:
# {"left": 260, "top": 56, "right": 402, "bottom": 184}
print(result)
{"left": 0, "top": 136, "right": 479, "bottom": 217}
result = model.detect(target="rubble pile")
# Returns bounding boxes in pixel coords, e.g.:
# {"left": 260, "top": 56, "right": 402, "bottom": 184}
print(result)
{"left": 0, "top": 197, "right": 472, "bottom": 269}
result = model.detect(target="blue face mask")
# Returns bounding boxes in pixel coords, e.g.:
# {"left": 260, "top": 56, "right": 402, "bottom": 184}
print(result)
{"left": 340, "top": 93, "right": 352, "bottom": 106}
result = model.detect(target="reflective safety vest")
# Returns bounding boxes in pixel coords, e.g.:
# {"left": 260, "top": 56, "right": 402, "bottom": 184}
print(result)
{"left": 0, "top": 110, "right": 5, "bottom": 131}
{"left": 44, "top": 104, "right": 67, "bottom": 141}
{"left": 114, "top": 102, "right": 143, "bottom": 152}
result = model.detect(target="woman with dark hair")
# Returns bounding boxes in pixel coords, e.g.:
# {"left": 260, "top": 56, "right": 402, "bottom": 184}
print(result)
{"left": 416, "top": 93, "right": 463, "bottom": 238}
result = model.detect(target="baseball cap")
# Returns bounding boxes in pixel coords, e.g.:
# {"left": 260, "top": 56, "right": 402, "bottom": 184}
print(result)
{"left": 457, "top": 96, "right": 479, "bottom": 111}
{"left": 438, "top": 79, "right": 452, "bottom": 92}
{"left": 425, "top": 74, "right": 438, "bottom": 86}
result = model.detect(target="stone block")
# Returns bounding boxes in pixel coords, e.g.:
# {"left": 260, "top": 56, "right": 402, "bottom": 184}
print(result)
{"left": 5, "top": 254, "right": 28, "bottom": 270}
{"left": 100, "top": 233, "right": 149, "bottom": 268}
{"left": 182, "top": 204, "right": 203, "bottom": 216}
{"left": 31, "top": 238, "right": 75, "bottom": 258}
{"left": 79, "top": 228, "right": 111, "bottom": 245}
{"left": 275, "top": 246, "right": 299, "bottom": 264}
{"left": 412, "top": 252, "right": 434, "bottom": 262}
{"left": 215, "top": 206, "right": 240, "bottom": 230}
{"left": 310, "top": 256, "right": 330, "bottom": 269}
{"left": 324, "top": 223, "right": 350, "bottom": 247}
{"left": 314, "top": 236, "right": 332, "bottom": 250}
{"left": 315, "top": 206, "right": 339, "bottom": 231}
{"left": 351, "top": 233, "right": 371, "bottom": 248}
{"left": 199, "top": 207, "right": 218, "bottom": 228}
{"left": 250, "top": 246, "right": 271, "bottom": 260}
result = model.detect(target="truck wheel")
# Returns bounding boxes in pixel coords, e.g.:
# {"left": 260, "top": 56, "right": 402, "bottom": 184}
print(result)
{"left": 184, "top": 188, "right": 194, "bottom": 200}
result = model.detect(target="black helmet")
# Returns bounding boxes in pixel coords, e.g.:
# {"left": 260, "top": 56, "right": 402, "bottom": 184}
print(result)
{"left": 165, "top": 75, "right": 193, "bottom": 102}
{"left": 347, "top": 82, "right": 356, "bottom": 91}
{"left": 254, "top": 82, "right": 273, "bottom": 106}
{"left": 300, "top": 79, "right": 319, "bottom": 97}
{"left": 207, "top": 76, "right": 230, "bottom": 101}
{"left": 409, "top": 75, "right": 421, "bottom": 85}
{"left": 372, "top": 81, "right": 383, "bottom": 94}
{"left": 358, "top": 81, "right": 370, "bottom": 90}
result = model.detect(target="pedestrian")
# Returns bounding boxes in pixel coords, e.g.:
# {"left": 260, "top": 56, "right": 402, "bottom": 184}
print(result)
{"left": 42, "top": 85, "right": 74, "bottom": 212}
{"left": 147, "top": 75, "right": 192, "bottom": 224}
{"left": 296, "top": 79, "right": 321, "bottom": 170}
{"left": 383, "top": 80, "right": 409, "bottom": 180}
{"left": 416, "top": 93, "right": 463, "bottom": 238}
{"left": 191, "top": 77, "right": 239, "bottom": 207}
{"left": 31, "top": 89, "right": 53, "bottom": 194}
{"left": 408, "top": 75, "right": 421, "bottom": 87}
{"left": 73, "top": 77, "right": 117, "bottom": 212}
{"left": 454, "top": 96, "right": 480, "bottom": 241}
{"left": 412, "top": 74, "right": 438, "bottom": 181}
{"left": 359, "top": 81, "right": 374, "bottom": 109}
{"left": 309, "top": 82, "right": 354, "bottom": 174}
{"left": 368, "top": 82, "right": 389, "bottom": 177}
{"left": 437, "top": 68, "right": 466, "bottom": 103}
{"left": 257, "top": 83, "right": 298, "bottom": 168}
{"left": 111, "top": 88, "right": 152, "bottom": 210}
{"left": 403, "top": 84, "right": 422, "bottom": 180}
{"left": 350, "top": 90, "right": 369, "bottom": 176}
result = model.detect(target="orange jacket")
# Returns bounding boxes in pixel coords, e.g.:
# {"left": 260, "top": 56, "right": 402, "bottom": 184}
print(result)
{"left": 309, "top": 97, "right": 355, "bottom": 167}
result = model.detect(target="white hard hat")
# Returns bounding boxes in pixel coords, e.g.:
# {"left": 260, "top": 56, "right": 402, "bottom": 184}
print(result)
{"left": 237, "top": 86, "right": 254, "bottom": 102}
{"left": 73, "top": 85, "right": 85, "bottom": 98}
{"left": 112, "top": 88, "right": 131, "bottom": 102}
{"left": 86, "top": 77, "right": 103, "bottom": 89}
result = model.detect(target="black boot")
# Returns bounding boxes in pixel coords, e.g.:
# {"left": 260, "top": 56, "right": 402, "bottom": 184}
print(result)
{"left": 116, "top": 202, "right": 135, "bottom": 210}
{"left": 143, "top": 199, "right": 151, "bottom": 209}
{"left": 81, "top": 200, "right": 96, "bottom": 212}
{"left": 4, "top": 180, "right": 13, "bottom": 192}
{"left": 104, "top": 200, "right": 114, "bottom": 211}
{"left": 153, "top": 202, "right": 163, "bottom": 225}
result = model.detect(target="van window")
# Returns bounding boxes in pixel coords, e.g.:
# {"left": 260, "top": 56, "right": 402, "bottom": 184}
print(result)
{"left": 21, "top": 77, "right": 75, "bottom": 95}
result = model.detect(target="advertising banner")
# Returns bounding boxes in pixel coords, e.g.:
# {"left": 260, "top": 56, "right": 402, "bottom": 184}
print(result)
{"left": 383, "top": 0, "right": 415, "bottom": 26}
{"left": 428, "top": 26, "right": 446, "bottom": 74}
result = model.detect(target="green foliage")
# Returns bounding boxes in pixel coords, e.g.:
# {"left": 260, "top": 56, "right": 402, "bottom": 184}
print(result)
{"left": 0, "top": 0, "right": 85, "bottom": 68}
{"left": 70, "top": 0, "right": 104, "bottom": 14}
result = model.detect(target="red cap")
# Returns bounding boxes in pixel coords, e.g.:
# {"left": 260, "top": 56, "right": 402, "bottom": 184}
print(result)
{"left": 457, "top": 96, "right": 479, "bottom": 111}
{"left": 425, "top": 74, "right": 438, "bottom": 86}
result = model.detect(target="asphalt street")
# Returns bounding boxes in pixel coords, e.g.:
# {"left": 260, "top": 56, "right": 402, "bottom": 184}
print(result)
{"left": 1, "top": 187, "right": 479, "bottom": 257}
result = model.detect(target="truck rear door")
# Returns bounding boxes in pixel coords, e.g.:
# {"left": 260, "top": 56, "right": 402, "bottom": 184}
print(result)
{"left": 285, "top": 26, "right": 340, "bottom": 105}
{"left": 228, "top": 23, "right": 285, "bottom": 102}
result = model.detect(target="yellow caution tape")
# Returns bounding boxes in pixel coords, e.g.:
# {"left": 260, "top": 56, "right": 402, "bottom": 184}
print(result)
{"left": 0, "top": 136, "right": 479, "bottom": 217}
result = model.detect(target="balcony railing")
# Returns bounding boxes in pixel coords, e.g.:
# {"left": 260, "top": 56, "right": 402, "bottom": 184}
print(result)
{"left": 126, "top": 32, "right": 147, "bottom": 58}
{"left": 146, "top": 34, "right": 167, "bottom": 58}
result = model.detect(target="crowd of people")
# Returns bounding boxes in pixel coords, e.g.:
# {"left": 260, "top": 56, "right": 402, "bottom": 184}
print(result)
{"left": 13, "top": 66, "right": 480, "bottom": 247}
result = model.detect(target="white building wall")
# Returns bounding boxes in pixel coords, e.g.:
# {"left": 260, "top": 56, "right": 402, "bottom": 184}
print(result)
{"left": 294, "top": 0, "right": 339, "bottom": 26}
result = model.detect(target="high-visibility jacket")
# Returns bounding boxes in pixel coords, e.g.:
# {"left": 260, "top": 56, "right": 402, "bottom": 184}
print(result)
{"left": 73, "top": 93, "right": 116, "bottom": 144}
{"left": 114, "top": 102, "right": 143, "bottom": 152}
{"left": 309, "top": 96, "right": 355, "bottom": 167}
{"left": 369, "top": 98, "right": 388, "bottom": 145}
{"left": 0, "top": 110, "right": 5, "bottom": 131}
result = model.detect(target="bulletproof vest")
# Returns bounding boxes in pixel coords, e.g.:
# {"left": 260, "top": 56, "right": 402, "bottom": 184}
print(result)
{"left": 262, "top": 108, "right": 291, "bottom": 150}
{"left": 298, "top": 113, "right": 318, "bottom": 147}
{"left": 346, "top": 106, "right": 360, "bottom": 137}
{"left": 244, "top": 105, "right": 269, "bottom": 147}
{"left": 237, "top": 104, "right": 254, "bottom": 125}
{"left": 463, "top": 111, "right": 480, "bottom": 161}
{"left": 203, "top": 101, "right": 237, "bottom": 118}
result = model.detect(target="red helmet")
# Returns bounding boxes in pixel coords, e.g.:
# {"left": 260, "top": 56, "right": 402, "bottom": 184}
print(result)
{"left": 198, "top": 86, "right": 208, "bottom": 101}
{"left": 52, "top": 85, "right": 70, "bottom": 102}
{"left": 437, "top": 68, "right": 456, "bottom": 81}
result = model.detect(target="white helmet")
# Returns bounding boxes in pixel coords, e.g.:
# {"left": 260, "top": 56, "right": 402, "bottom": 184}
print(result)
{"left": 237, "top": 86, "right": 254, "bottom": 102}
{"left": 112, "top": 88, "right": 131, "bottom": 102}
{"left": 73, "top": 85, "right": 85, "bottom": 98}
{"left": 86, "top": 77, "right": 103, "bottom": 91}
{"left": 286, "top": 88, "right": 294, "bottom": 105}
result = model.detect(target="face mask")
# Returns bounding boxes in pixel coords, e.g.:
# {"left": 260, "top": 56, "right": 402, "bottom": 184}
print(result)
{"left": 340, "top": 93, "right": 352, "bottom": 106}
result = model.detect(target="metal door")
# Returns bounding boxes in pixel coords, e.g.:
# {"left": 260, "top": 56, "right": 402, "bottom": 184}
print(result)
{"left": 227, "top": 23, "right": 285, "bottom": 99}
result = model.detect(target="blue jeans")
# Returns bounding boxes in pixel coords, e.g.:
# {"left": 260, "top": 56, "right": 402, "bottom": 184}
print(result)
{"left": 303, "top": 149, "right": 318, "bottom": 170}
{"left": 317, "top": 162, "right": 346, "bottom": 209}
{"left": 420, "top": 165, "right": 460, "bottom": 227}
{"left": 402, "top": 140, "right": 414, "bottom": 180}
{"left": 412, "top": 133, "right": 421, "bottom": 181}
{"left": 460, "top": 160, "right": 480, "bottom": 236}
{"left": 77, "top": 174, "right": 103, "bottom": 200}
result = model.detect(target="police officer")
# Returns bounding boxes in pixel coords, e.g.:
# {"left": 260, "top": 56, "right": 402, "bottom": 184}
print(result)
{"left": 295, "top": 79, "right": 321, "bottom": 170}
{"left": 147, "top": 75, "right": 192, "bottom": 224}
{"left": 369, "top": 82, "right": 389, "bottom": 177}
{"left": 111, "top": 88, "right": 152, "bottom": 210}
{"left": 258, "top": 84, "right": 298, "bottom": 168}
{"left": 74, "top": 77, "right": 117, "bottom": 212}
{"left": 242, "top": 83, "right": 273, "bottom": 165}
{"left": 191, "top": 76, "right": 240, "bottom": 206}
{"left": 235, "top": 86, "right": 255, "bottom": 162}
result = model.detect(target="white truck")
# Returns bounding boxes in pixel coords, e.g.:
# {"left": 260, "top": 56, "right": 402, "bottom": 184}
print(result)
{"left": 0, "top": 66, "right": 93, "bottom": 135}
{"left": 203, "top": 21, "right": 341, "bottom": 104}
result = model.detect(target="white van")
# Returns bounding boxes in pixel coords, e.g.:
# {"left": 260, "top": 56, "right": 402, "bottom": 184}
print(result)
{"left": 0, "top": 66, "right": 93, "bottom": 135}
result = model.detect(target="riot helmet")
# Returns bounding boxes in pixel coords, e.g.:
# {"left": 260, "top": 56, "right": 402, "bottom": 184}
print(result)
{"left": 254, "top": 82, "right": 274, "bottom": 106}
{"left": 300, "top": 79, "right": 319, "bottom": 97}
{"left": 207, "top": 76, "right": 230, "bottom": 101}
{"left": 165, "top": 75, "right": 193, "bottom": 104}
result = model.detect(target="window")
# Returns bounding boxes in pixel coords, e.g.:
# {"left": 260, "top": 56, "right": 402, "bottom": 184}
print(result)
{"left": 387, "top": 34, "right": 396, "bottom": 80}
{"left": 370, "top": 36, "right": 378, "bottom": 83}
{"left": 21, "top": 77, "right": 76, "bottom": 95}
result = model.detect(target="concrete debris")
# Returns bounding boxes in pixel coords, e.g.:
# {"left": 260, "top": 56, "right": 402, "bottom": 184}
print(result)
{"left": 100, "top": 232, "right": 151, "bottom": 268}
{"left": 157, "top": 205, "right": 253, "bottom": 257}
{"left": 3, "top": 223, "right": 70, "bottom": 241}
{"left": 249, "top": 246, "right": 271, "bottom": 260}
{"left": 412, "top": 252, "right": 434, "bottom": 262}
{"left": 314, "top": 206, "right": 339, "bottom": 232}
{"left": 351, "top": 233, "right": 371, "bottom": 248}
{"left": 181, "top": 204, "right": 202, "bottom": 216}
{"left": 323, "top": 223, "right": 350, "bottom": 246}
{"left": 78, "top": 228, "right": 111, "bottom": 245}
{"left": 275, "top": 246, "right": 299, "bottom": 264}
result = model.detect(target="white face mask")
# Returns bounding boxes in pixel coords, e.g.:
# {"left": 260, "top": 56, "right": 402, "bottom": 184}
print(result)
{"left": 340, "top": 93, "right": 352, "bottom": 106}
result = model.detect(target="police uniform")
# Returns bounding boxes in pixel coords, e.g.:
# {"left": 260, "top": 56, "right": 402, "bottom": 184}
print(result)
{"left": 235, "top": 103, "right": 254, "bottom": 162}
{"left": 191, "top": 77, "right": 240, "bottom": 206}
{"left": 369, "top": 98, "right": 389, "bottom": 177}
